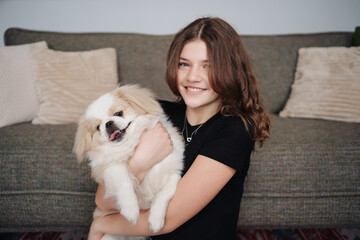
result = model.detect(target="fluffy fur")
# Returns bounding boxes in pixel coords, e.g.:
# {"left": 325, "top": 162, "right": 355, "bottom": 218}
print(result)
{"left": 73, "top": 85, "right": 184, "bottom": 233}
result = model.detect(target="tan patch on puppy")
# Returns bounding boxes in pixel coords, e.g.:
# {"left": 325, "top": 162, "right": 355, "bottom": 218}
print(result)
{"left": 113, "top": 85, "right": 163, "bottom": 115}
{"left": 74, "top": 117, "right": 102, "bottom": 162}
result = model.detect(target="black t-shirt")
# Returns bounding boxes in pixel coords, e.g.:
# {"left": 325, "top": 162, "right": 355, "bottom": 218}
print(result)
{"left": 152, "top": 101, "right": 254, "bottom": 240}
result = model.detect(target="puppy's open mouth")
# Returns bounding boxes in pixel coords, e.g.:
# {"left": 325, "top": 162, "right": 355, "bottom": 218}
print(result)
{"left": 108, "top": 122, "right": 131, "bottom": 142}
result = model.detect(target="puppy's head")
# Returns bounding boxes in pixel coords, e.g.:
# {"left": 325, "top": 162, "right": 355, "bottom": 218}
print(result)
{"left": 73, "top": 84, "right": 163, "bottom": 162}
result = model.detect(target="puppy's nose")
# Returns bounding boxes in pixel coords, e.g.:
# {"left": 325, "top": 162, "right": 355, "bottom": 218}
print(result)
{"left": 106, "top": 121, "right": 113, "bottom": 129}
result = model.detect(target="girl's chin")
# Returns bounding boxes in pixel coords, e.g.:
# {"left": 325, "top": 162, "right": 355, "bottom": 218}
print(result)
{"left": 183, "top": 98, "right": 212, "bottom": 110}
{"left": 181, "top": 97, "right": 201, "bottom": 108}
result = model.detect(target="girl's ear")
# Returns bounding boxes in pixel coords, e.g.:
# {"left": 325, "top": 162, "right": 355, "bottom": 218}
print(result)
{"left": 113, "top": 84, "right": 163, "bottom": 115}
{"left": 73, "top": 116, "right": 92, "bottom": 163}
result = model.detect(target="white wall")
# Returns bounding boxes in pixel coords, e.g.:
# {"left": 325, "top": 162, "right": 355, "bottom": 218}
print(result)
{"left": 0, "top": 0, "right": 359, "bottom": 46}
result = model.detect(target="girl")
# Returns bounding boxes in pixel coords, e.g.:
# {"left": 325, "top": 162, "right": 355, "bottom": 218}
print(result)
{"left": 89, "top": 17, "right": 271, "bottom": 240}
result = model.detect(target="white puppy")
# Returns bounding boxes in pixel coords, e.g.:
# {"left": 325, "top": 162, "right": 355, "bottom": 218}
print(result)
{"left": 73, "top": 85, "right": 184, "bottom": 234}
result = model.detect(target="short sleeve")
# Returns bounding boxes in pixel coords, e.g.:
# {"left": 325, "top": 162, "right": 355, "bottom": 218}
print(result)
{"left": 199, "top": 116, "right": 254, "bottom": 175}
{"left": 158, "top": 100, "right": 186, "bottom": 130}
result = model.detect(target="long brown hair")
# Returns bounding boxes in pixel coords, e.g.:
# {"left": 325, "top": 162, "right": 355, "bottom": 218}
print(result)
{"left": 166, "top": 17, "right": 271, "bottom": 147}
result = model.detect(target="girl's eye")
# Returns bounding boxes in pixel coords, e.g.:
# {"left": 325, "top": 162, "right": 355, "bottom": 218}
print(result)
{"left": 179, "top": 62, "right": 189, "bottom": 68}
{"left": 96, "top": 125, "right": 100, "bottom": 131}
{"left": 114, "top": 111, "right": 123, "bottom": 117}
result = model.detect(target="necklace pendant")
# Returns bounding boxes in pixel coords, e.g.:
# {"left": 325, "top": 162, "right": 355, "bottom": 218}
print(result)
{"left": 187, "top": 137, "right": 192, "bottom": 143}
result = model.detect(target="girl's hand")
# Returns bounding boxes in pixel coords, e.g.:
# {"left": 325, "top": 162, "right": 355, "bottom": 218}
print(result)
{"left": 129, "top": 122, "right": 173, "bottom": 182}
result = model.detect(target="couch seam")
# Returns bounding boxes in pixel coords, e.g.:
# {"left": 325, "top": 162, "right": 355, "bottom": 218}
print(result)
{"left": 0, "top": 190, "right": 94, "bottom": 196}
{"left": 243, "top": 192, "right": 360, "bottom": 198}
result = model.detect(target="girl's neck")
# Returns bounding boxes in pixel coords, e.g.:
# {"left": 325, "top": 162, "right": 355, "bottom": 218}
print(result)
{"left": 185, "top": 105, "right": 221, "bottom": 126}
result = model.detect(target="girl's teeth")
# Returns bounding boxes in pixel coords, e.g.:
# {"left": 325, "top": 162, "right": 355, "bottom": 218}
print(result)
{"left": 187, "top": 87, "right": 203, "bottom": 92}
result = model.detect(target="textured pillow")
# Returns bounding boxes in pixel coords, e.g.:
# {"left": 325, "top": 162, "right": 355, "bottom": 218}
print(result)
{"left": 280, "top": 47, "right": 360, "bottom": 122}
{"left": 0, "top": 41, "right": 48, "bottom": 128}
{"left": 31, "top": 47, "right": 118, "bottom": 124}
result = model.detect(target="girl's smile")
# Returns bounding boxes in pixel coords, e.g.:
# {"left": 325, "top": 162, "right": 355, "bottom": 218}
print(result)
{"left": 185, "top": 86, "right": 206, "bottom": 94}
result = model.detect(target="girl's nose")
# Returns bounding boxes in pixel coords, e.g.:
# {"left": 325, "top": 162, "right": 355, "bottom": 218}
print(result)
{"left": 188, "top": 66, "right": 200, "bottom": 82}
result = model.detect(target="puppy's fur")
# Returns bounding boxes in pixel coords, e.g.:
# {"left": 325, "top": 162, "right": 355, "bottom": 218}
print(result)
{"left": 73, "top": 85, "right": 184, "bottom": 233}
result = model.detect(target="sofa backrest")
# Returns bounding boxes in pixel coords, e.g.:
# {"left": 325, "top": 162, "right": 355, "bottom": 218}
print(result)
{"left": 4, "top": 28, "right": 353, "bottom": 113}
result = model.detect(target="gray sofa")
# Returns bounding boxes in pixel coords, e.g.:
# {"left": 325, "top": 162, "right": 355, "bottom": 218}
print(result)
{"left": 1, "top": 27, "right": 359, "bottom": 232}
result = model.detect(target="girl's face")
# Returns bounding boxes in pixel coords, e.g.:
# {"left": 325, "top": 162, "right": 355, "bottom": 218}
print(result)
{"left": 177, "top": 40, "right": 221, "bottom": 117}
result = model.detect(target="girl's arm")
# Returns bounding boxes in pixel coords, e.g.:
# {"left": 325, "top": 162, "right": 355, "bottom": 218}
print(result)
{"left": 89, "top": 155, "right": 236, "bottom": 239}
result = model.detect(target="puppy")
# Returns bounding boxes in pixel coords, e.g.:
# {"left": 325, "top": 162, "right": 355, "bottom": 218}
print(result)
{"left": 73, "top": 84, "right": 184, "bottom": 233}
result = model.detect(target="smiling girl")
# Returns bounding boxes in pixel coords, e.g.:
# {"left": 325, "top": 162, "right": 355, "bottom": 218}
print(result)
{"left": 88, "top": 17, "right": 271, "bottom": 240}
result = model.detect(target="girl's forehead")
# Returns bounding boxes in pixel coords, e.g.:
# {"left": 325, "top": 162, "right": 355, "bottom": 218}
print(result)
{"left": 180, "top": 40, "right": 208, "bottom": 60}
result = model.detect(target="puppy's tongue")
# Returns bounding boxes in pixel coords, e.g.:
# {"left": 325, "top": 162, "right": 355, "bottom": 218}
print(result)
{"left": 109, "top": 130, "right": 120, "bottom": 141}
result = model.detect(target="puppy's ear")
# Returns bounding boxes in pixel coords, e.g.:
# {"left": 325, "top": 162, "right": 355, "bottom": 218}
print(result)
{"left": 73, "top": 116, "right": 92, "bottom": 163}
{"left": 114, "top": 84, "right": 163, "bottom": 115}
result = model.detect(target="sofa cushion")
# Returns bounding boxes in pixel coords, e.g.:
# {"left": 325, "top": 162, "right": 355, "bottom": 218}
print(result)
{"left": 279, "top": 47, "right": 360, "bottom": 123}
{"left": 239, "top": 115, "right": 360, "bottom": 228}
{"left": 31, "top": 47, "right": 118, "bottom": 124}
{"left": 0, "top": 41, "right": 47, "bottom": 128}
{"left": 0, "top": 123, "right": 96, "bottom": 231}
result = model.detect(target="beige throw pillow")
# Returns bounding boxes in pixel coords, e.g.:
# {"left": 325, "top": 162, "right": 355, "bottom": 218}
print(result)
{"left": 0, "top": 41, "right": 48, "bottom": 128}
{"left": 280, "top": 47, "right": 360, "bottom": 122}
{"left": 31, "top": 47, "right": 118, "bottom": 124}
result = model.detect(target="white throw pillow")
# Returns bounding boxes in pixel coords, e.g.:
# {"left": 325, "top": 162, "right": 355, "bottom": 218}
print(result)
{"left": 280, "top": 47, "right": 360, "bottom": 122}
{"left": 31, "top": 47, "right": 118, "bottom": 124}
{"left": 0, "top": 41, "right": 48, "bottom": 128}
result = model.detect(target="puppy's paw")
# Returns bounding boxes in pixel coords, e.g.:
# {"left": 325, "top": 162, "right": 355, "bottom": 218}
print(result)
{"left": 148, "top": 209, "right": 165, "bottom": 233}
{"left": 120, "top": 206, "right": 139, "bottom": 225}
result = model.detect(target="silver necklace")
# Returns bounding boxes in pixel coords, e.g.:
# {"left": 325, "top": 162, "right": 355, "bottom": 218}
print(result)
{"left": 182, "top": 114, "right": 204, "bottom": 144}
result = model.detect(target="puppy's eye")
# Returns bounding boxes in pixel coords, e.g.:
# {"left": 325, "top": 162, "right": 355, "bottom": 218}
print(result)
{"left": 96, "top": 125, "right": 100, "bottom": 131}
{"left": 114, "top": 111, "right": 123, "bottom": 117}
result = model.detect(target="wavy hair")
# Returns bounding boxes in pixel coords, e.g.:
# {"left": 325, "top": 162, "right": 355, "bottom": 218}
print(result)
{"left": 166, "top": 17, "right": 271, "bottom": 147}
